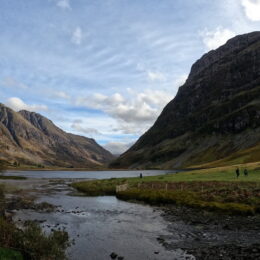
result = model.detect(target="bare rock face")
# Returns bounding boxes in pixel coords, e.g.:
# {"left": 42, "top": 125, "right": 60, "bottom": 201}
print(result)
{"left": 0, "top": 105, "right": 114, "bottom": 168}
{"left": 112, "top": 31, "right": 260, "bottom": 169}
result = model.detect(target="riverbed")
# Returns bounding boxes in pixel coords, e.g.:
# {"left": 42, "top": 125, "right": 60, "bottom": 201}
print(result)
{"left": 4, "top": 170, "right": 193, "bottom": 260}
{"left": 2, "top": 170, "right": 260, "bottom": 260}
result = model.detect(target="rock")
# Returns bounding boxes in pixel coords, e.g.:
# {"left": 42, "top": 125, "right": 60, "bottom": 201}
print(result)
{"left": 110, "top": 252, "right": 117, "bottom": 259}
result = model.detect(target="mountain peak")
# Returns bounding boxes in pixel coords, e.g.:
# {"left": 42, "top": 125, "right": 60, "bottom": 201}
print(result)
{"left": 111, "top": 31, "right": 260, "bottom": 169}
{"left": 0, "top": 104, "right": 114, "bottom": 167}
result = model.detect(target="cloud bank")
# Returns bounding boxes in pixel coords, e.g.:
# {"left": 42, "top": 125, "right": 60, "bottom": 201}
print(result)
{"left": 200, "top": 27, "right": 236, "bottom": 50}
{"left": 75, "top": 89, "right": 173, "bottom": 134}
{"left": 241, "top": 0, "right": 260, "bottom": 21}
{"left": 5, "top": 97, "right": 48, "bottom": 112}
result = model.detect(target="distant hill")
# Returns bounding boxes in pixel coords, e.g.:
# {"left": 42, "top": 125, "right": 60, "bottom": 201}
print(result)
{"left": 0, "top": 104, "right": 114, "bottom": 168}
{"left": 111, "top": 31, "right": 260, "bottom": 169}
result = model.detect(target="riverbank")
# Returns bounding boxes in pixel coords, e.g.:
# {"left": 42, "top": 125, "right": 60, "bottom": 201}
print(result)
{"left": 3, "top": 176, "right": 194, "bottom": 259}
{"left": 1, "top": 169, "right": 260, "bottom": 259}
{"left": 0, "top": 182, "right": 70, "bottom": 259}
{"left": 72, "top": 162, "right": 260, "bottom": 215}
{"left": 159, "top": 205, "right": 260, "bottom": 259}
{"left": 0, "top": 175, "right": 26, "bottom": 180}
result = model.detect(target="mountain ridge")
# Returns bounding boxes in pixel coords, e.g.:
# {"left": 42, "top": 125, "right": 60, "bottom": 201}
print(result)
{"left": 111, "top": 31, "right": 260, "bottom": 169}
{"left": 0, "top": 104, "right": 114, "bottom": 168}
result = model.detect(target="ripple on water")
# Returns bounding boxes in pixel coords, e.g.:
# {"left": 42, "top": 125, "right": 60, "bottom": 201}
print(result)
{"left": 14, "top": 193, "right": 194, "bottom": 260}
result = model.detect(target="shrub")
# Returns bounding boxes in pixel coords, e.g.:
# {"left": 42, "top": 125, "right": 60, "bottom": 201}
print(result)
{"left": 0, "top": 218, "right": 70, "bottom": 260}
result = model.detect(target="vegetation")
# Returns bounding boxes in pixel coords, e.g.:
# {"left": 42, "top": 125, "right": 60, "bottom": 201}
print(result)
{"left": 0, "top": 186, "right": 70, "bottom": 259}
{"left": 117, "top": 185, "right": 258, "bottom": 215}
{"left": 71, "top": 178, "right": 127, "bottom": 196}
{"left": 0, "top": 218, "right": 70, "bottom": 260}
{"left": 72, "top": 162, "right": 260, "bottom": 215}
{"left": 0, "top": 176, "right": 27, "bottom": 180}
{"left": 0, "top": 160, "right": 26, "bottom": 179}
{"left": 0, "top": 161, "right": 6, "bottom": 174}
{"left": 0, "top": 247, "right": 23, "bottom": 260}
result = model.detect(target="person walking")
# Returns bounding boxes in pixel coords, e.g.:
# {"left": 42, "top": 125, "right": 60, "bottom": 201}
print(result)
{"left": 236, "top": 168, "right": 240, "bottom": 178}
{"left": 244, "top": 168, "right": 248, "bottom": 177}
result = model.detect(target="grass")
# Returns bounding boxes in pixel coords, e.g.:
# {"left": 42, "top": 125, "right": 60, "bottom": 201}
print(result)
{"left": 0, "top": 161, "right": 26, "bottom": 179}
{"left": 71, "top": 178, "right": 127, "bottom": 196}
{"left": 71, "top": 162, "right": 260, "bottom": 215}
{"left": 0, "top": 247, "right": 23, "bottom": 260}
{"left": 117, "top": 188, "right": 257, "bottom": 215}
{"left": 0, "top": 185, "right": 70, "bottom": 259}
{"left": 0, "top": 175, "right": 26, "bottom": 180}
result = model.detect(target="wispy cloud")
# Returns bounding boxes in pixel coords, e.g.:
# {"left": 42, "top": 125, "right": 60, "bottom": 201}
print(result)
{"left": 53, "top": 91, "right": 70, "bottom": 100}
{"left": 56, "top": 0, "right": 71, "bottom": 10}
{"left": 1, "top": 0, "right": 259, "bottom": 147}
{"left": 147, "top": 71, "right": 166, "bottom": 81}
{"left": 2, "top": 77, "right": 28, "bottom": 89}
{"left": 174, "top": 74, "right": 188, "bottom": 88}
{"left": 71, "top": 119, "right": 101, "bottom": 136}
{"left": 200, "top": 27, "right": 236, "bottom": 50}
{"left": 71, "top": 27, "right": 83, "bottom": 45}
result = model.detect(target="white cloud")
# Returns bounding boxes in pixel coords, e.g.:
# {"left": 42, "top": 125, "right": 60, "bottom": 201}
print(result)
{"left": 200, "top": 27, "right": 236, "bottom": 50}
{"left": 71, "top": 27, "right": 83, "bottom": 45}
{"left": 174, "top": 74, "right": 188, "bottom": 88}
{"left": 241, "top": 0, "right": 260, "bottom": 21}
{"left": 54, "top": 91, "right": 70, "bottom": 99}
{"left": 103, "top": 141, "right": 133, "bottom": 155}
{"left": 147, "top": 71, "right": 166, "bottom": 81}
{"left": 57, "top": 0, "right": 71, "bottom": 10}
{"left": 137, "top": 63, "right": 166, "bottom": 81}
{"left": 2, "top": 77, "right": 28, "bottom": 89}
{"left": 75, "top": 89, "right": 173, "bottom": 134}
{"left": 71, "top": 120, "right": 101, "bottom": 136}
{"left": 5, "top": 97, "right": 48, "bottom": 112}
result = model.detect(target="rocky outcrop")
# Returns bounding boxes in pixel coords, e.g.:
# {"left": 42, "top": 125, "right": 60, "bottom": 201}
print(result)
{"left": 0, "top": 104, "right": 114, "bottom": 167}
{"left": 112, "top": 31, "right": 260, "bottom": 169}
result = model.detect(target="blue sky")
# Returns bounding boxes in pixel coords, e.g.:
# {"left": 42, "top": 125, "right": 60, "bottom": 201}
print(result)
{"left": 0, "top": 0, "right": 260, "bottom": 154}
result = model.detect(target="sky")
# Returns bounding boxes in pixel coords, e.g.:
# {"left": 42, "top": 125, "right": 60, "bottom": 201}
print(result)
{"left": 0, "top": 0, "right": 260, "bottom": 154}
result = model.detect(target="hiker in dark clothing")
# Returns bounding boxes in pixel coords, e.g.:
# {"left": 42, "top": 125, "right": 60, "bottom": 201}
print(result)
{"left": 139, "top": 173, "right": 143, "bottom": 178}
{"left": 236, "top": 168, "right": 240, "bottom": 178}
{"left": 244, "top": 168, "right": 248, "bottom": 177}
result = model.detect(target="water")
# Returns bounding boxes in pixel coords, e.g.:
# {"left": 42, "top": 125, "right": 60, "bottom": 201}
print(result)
{"left": 6, "top": 170, "right": 259, "bottom": 259}
{"left": 6, "top": 169, "right": 173, "bottom": 179}
{"left": 8, "top": 170, "right": 192, "bottom": 259}
{"left": 12, "top": 179, "right": 192, "bottom": 260}
{"left": 16, "top": 193, "right": 191, "bottom": 259}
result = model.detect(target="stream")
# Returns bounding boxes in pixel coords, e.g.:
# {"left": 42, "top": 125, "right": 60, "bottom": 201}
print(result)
{"left": 4, "top": 170, "right": 260, "bottom": 260}
{"left": 5, "top": 170, "right": 193, "bottom": 260}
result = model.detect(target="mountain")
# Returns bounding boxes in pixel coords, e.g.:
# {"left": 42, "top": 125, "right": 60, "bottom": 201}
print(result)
{"left": 111, "top": 31, "right": 260, "bottom": 169}
{"left": 0, "top": 104, "right": 114, "bottom": 168}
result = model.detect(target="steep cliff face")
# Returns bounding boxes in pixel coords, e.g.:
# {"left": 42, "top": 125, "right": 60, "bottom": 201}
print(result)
{"left": 0, "top": 105, "right": 114, "bottom": 167}
{"left": 112, "top": 31, "right": 260, "bottom": 169}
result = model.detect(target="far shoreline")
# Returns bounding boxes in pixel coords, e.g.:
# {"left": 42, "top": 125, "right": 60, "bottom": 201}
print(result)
{"left": 6, "top": 167, "right": 179, "bottom": 172}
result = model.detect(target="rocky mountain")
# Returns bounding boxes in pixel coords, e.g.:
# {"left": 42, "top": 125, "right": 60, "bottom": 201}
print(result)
{"left": 0, "top": 104, "right": 114, "bottom": 168}
{"left": 112, "top": 31, "right": 260, "bottom": 169}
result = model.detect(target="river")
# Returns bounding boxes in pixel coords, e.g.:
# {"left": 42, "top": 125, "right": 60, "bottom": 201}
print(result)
{"left": 5, "top": 170, "right": 193, "bottom": 260}
{"left": 5, "top": 170, "right": 259, "bottom": 259}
